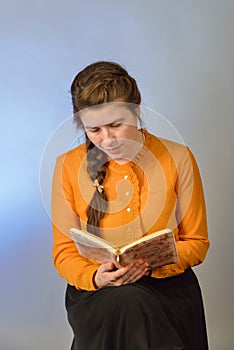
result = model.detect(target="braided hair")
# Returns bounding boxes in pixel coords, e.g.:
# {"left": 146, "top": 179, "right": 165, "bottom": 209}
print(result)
{"left": 71, "top": 61, "right": 141, "bottom": 234}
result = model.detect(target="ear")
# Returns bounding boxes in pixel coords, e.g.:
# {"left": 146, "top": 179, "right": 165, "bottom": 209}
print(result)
{"left": 135, "top": 105, "right": 142, "bottom": 129}
{"left": 135, "top": 105, "right": 140, "bottom": 116}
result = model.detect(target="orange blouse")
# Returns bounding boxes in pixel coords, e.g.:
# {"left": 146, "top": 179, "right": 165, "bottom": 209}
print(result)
{"left": 52, "top": 130, "right": 209, "bottom": 291}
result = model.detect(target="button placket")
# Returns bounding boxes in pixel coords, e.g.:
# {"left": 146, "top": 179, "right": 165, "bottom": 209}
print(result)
{"left": 123, "top": 174, "right": 131, "bottom": 213}
{"left": 122, "top": 169, "right": 140, "bottom": 238}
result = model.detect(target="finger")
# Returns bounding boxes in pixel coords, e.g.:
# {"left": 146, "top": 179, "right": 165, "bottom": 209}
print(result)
{"left": 95, "top": 262, "right": 117, "bottom": 288}
{"left": 101, "top": 262, "right": 116, "bottom": 273}
{"left": 105, "top": 261, "right": 148, "bottom": 286}
{"left": 122, "top": 262, "right": 149, "bottom": 284}
{"left": 129, "top": 266, "right": 149, "bottom": 283}
{"left": 106, "top": 266, "right": 132, "bottom": 285}
{"left": 101, "top": 263, "right": 134, "bottom": 287}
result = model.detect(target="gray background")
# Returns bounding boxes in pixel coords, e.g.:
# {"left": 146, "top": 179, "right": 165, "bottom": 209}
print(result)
{"left": 1, "top": 1, "right": 233, "bottom": 349}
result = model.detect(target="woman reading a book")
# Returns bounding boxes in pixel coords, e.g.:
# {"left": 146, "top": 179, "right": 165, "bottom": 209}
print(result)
{"left": 52, "top": 61, "right": 210, "bottom": 350}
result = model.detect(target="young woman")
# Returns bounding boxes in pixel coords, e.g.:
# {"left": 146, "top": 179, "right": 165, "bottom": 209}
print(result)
{"left": 52, "top": 61, "right": 209, "bottom": 349}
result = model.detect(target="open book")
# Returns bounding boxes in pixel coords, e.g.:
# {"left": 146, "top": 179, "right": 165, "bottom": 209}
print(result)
{"left": 69, "top": 227, "right": 178, "bottom": 269}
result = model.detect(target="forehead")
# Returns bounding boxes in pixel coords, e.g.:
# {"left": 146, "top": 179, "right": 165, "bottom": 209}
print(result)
{"left": 79, "top": 102, "right": 137, "bottom": 127}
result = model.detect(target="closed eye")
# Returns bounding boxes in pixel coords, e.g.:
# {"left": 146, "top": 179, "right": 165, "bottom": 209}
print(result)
{"left": 110, "top": 123, "right": 122, "bottom": 128}
{"left": 86, "top": 127, "right": 100, "bottom": 133}
{"left": 86, "top": 123, "right": 122, "bottom": 133}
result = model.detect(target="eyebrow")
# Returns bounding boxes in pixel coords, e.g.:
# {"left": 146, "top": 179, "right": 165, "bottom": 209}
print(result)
{"left": 84, "top": 118, "right": 125, "bottom": 130}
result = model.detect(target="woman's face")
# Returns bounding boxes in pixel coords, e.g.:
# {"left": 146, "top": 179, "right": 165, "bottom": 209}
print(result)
{"left": 79, "top": 102, "right": 142, "bottom": 163}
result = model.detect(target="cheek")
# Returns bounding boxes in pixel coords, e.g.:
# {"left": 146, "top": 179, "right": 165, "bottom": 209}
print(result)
{"left": 86, "top": 133, "right": 99, "bottom": 146}
{"left": 120, "top": 126, "right": 138, "bottom": 141}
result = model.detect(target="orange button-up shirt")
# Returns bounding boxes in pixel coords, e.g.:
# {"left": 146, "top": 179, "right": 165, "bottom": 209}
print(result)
{"left": 52, "top": 130, "right": 209, "bottom": 291}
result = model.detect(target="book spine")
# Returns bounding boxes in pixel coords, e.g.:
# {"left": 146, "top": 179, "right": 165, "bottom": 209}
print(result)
{"left": 116, "top": 249, "right": 121, "bottom": 263}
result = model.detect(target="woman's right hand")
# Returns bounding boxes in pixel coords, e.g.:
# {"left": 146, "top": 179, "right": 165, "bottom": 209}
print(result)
{"left": 94, "top": 260, "right": 149, "bottom": 288}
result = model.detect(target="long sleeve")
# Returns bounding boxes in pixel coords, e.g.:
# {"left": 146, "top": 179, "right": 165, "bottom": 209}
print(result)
{"left": 52, "top": 154, "right": 99, "bottom": 291}
{"left": 152, "top": 147, "right": 210, "bottom": 278}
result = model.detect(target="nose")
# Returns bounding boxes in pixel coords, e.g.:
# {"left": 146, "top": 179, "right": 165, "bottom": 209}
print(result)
{"left": 100, "top": 127, "right": 115, "bottom": 146}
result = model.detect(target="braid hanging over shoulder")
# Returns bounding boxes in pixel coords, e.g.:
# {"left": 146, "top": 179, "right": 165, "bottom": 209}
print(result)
{"left": 85, "top": 139, "right": 109, "bottom": 236}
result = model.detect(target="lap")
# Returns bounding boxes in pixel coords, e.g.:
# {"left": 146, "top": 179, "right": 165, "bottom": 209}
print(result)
{"left": 66, "top": 269, "right": 208, "bottom": 350}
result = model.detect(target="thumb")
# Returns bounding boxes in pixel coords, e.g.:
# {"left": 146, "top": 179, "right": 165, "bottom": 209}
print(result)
{"left": 103, "top": 262, "right": 115, "bottom": 272}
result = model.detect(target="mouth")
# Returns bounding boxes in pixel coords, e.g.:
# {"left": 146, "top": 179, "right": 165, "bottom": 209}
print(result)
{"left": 103, "top": 144, "right": 122, "bottom": 154}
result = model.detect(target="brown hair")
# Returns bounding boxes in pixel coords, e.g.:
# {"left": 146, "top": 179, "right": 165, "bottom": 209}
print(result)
{"left": 71, "top": 61, "right": 141, "bottom": 234}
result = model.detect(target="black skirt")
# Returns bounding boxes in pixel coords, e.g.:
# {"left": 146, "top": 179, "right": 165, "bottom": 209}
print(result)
{"left": 65, "top": 268, "right": 208, "bottom": 350}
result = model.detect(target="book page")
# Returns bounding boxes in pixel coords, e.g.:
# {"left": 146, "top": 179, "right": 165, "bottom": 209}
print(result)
{"left": 119, "top": 228, "right": 172, "bottom": 252}
{"left": 119, "top": 232, "right": 178, "bottom": 269}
